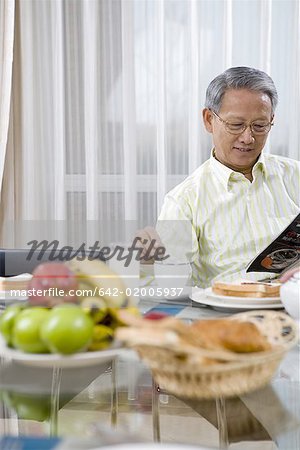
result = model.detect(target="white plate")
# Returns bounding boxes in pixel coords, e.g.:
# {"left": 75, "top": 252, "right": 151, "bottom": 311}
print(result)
{"left": 0, "top": 336, "right": 129, "bottom": 368}
{"left": 0, "top": 273, "right": 32, "bottom": 282}
{"left": 190, "top": 289, "right": 283, "bottom": 312}
{"left": 205, "top": 287, "right": 281, "bottom": 304}
{"left": 0, "top": 292, "right": 28, "bottom": 305}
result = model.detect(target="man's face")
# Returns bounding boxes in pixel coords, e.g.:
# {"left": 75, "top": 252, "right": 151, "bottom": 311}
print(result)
{"left": 203, "top": 88, "right": 273, "bottom": 171}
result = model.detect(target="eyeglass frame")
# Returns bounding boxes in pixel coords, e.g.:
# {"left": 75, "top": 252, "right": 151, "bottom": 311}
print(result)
{"left": 210, "top": 109, "right": 274, "bottom": 136}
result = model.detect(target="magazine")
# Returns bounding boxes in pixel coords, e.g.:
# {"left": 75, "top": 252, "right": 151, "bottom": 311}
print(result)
{"left": 246, "top": 212, "right": 300, "bottom": 275}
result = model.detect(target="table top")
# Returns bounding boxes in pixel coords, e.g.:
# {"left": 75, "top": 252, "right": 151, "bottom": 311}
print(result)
{"left": 0, "top": 295, "right": 299, "bottom": 450}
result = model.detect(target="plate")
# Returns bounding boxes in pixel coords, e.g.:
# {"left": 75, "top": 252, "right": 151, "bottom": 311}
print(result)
{"left": 0, "top": 291, "right": 28, "bottom": 301}
{"left": 190, "top": 289, "right": 283, "bottom": 312}
{"left": 205, "top": 287, "right": 281, "bottom": 304}
{"left": 0, "top": 335, "right": 129, "bottom": 368}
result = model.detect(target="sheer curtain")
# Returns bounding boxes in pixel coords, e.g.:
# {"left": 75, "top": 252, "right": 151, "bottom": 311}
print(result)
{"left": 0, "top": 0, "right": 14, "bottom": 193}
{"left": 0, "top": 0, "right": 299, "bottom": 247}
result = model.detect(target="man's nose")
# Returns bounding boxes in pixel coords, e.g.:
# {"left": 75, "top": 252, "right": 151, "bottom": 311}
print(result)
{"left": 238, "top": 125, "right": 255, "bottom": 144}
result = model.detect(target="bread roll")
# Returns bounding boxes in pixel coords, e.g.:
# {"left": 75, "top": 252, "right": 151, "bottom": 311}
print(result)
{"left": 190, "top": 319, "right": 271, "bottom": 353}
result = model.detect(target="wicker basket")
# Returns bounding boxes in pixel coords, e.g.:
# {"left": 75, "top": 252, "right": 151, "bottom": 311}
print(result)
{"left": 119, "top": 311, "right": 298, "bottom": 399}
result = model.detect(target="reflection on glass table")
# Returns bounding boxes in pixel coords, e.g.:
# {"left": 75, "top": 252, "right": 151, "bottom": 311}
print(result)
{"left": 0, "top": 297, "right": 299, "bottom": 450}
{"left": 0, "top": 359, "right": 113, "bottom": 436}
{"left": 1, "top": 351, "right": 299, "bottom": 449}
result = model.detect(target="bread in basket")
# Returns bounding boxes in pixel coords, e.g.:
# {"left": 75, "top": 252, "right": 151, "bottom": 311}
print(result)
{"left": 116, "top": 310, "right": 298, "bottom": 399}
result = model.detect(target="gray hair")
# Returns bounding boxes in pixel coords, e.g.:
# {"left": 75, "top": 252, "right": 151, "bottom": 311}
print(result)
{"left": 205, "top": 67, "right": 278, "bottom": 114}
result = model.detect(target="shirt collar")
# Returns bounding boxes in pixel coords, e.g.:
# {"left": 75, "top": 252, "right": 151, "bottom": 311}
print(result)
{"left": 210, "top": 149, "right": 267, "bottom": 191}
{"left": 254, "top": 152, "right": 268, "bottom": 176}
{"left": 209, "top": 150, "right": 233, "bottom": 190}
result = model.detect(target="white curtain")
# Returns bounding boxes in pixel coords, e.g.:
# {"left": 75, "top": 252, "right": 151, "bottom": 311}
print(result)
{"left": 0, "top": 0, "right": 299, "bottom": 247}
{"left": 0, "top": 0, "right": 14, "bottom": 192}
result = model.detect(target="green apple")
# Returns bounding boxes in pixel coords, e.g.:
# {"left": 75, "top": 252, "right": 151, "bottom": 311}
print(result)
{"left": 3, "top": 391, "right": 51, "bottom": 422}
{"left": 12, "top": 307, "right": 50, "bottom": 353}
{"left": 40, "top": 305, "right": 94, "bottom": 354}
{"left": 0, "top": 304, "right": 24, "bottom": 346}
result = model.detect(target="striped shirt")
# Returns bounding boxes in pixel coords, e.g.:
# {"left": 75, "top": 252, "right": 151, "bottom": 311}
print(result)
{"left": 157, "top": 151, "right": 300, "bottom": 287}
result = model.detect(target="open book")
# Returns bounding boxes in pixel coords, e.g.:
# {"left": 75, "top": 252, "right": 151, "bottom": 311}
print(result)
{"left": 246, "top": 212, "right": 300, "bottom": 276}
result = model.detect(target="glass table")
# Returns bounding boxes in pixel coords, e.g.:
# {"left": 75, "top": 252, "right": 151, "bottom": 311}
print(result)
{"left": 0, "top": 297, "right": 299, "bottom": 450}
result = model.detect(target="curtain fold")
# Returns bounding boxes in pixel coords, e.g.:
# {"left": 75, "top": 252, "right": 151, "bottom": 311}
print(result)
{"left": 0, "top": 0, "right": 299, "bottom": 247}
{"left": 188, "top": 0, "right": 200, "bottom": 174}
{"left": 287, "top": 0, "right": 300, "bottom": 161}
{"left": 83, "top": 0, "right": 98, "bottom": 221}
{"left": 155, "top": 0, "right": 167, "bottom": 214}
{"left": 122, "top": 0, "right": 137, "bottom": 220}
{"left": 0, "top": 0, "right": 15, "bottom": 191}
{"left": 51, "top": 0, "right": 67, "bottom": 221}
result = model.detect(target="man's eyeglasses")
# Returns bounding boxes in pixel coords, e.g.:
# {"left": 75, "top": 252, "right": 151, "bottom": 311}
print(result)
{"left": 210, "top": 110, "right": 274, "bottom": 135}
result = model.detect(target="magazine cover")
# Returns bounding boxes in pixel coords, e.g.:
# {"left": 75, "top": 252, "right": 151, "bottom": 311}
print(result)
{"left": 246, "top": 213, "right": 300, "bottom": 274}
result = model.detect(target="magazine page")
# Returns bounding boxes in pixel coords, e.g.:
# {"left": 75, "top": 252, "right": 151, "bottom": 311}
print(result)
{"left": 246, "top": 213, "right": 300, "bottom": 274}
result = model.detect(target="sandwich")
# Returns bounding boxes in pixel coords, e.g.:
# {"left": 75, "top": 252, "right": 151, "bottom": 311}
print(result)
{"left": 212, "top": 279, "right": 280, "bottom": 298}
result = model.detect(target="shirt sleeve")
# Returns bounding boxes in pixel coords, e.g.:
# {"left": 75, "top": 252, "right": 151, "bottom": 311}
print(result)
{"left": 156, "top": 193, "right": 199, "bottom": 263}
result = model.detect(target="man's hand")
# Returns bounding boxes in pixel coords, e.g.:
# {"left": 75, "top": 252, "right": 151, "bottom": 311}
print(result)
{"left": 134, "top": 226, "right": 166, "bottom": 264}
{"left": 280, "top": 266, "right": 300, "bottom": 283}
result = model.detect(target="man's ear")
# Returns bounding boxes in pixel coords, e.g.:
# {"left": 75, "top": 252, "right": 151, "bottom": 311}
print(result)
{"left": 202, "top": 108, "right": 213, "bottom": 133}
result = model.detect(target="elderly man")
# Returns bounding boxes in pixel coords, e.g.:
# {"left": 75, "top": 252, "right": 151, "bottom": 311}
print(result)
{"left": 137, "top": 67, "right": 300, "bottom": 287}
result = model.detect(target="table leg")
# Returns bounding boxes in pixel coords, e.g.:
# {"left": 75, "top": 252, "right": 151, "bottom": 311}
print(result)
{"left": 127, "top": 363, "right": 137, "bottom": 401}
{"left": 216, "top": 397, "right": 229, "bottom": 449}
{"left": 110, "top": 359, "right": 118, "bottom": 428}
{"left": 49, "top": 366, "right": 62, "bottom": 437}
{"left": 152, "top": 379, "right": 161, "bottom": 442}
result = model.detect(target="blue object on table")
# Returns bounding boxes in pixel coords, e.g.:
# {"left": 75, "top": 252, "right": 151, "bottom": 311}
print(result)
{"left": 144, "top": 303, "right": 185, "bottom": 316}
{"left": 0, "top": 436, "right": 61, "bottom": 450}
